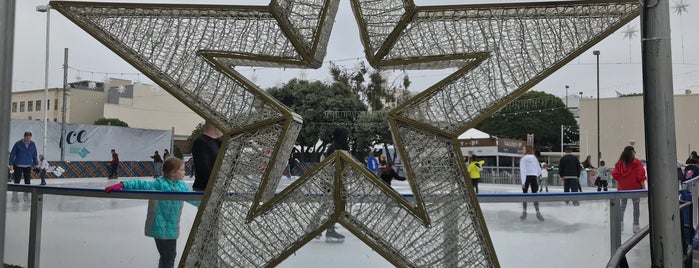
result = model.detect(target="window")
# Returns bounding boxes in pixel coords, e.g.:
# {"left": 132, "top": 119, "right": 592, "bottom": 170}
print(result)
{"left": 54, "top": 99, "right": 58, "bottom": 110}
{"left": 47, "top": 100, "right": 50, "bottom": 111}
{"left": 20, "top": 102, "right": 25, "bottom": 112}
{"left": 28, "top": 101, "right": 33, "bottom": 112}
{"left": 36, "top": 100, "right": 41, "bottom": 111}
{"left": 54, "top": 118, "right": 57, "bottom": 122}
{"left": 11, "top": 102, "right": 16, "bottom": 112}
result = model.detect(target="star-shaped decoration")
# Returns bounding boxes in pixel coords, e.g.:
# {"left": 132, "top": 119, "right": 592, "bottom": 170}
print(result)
{"left": 673, "top": 0, "right": 689, "bottom": 15}
{"left": 52, "top": 0, "right": 641, "bottom": 267}
{"left": 623, "top": 25, "right": 638, "bottom": 39}
{"left": 116, "top": 85, "right": 126, "bottom": 94}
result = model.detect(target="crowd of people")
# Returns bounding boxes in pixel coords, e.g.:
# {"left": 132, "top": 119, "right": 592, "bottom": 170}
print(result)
{"left": 506, "top": 144, "right": 648, "bottom": 232}
{"left": 6, "top": 126, "right": 665, "bottom": 265}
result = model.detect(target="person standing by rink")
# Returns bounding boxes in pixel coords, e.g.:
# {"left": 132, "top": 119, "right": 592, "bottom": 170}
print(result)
{"left": 366, "top": 151, "right": 380, "bottom": 176}
{"left": 151, "top": 151, "right": 164, "bottom": 178}
{"left": 558, "top": 147, "right": 582, "bottom": 206}
{"left": 105, "top": 157, "right": 199, "bottom": 268}
{"left": 191, "top": 122, "right": 222, "bottom": 191}
{"left": 38, "top": 154, "right": 49, "bottom": 185}
{"left": 109, "top": 149, "right": 120, "bottom": 179}
{"left": 9, "top": 131, "right": 39, "bottom": 185}
{"left": 611, "top": 146, "right": 647, "bottom": 233}
{"left": 519, "top": 146, "right": 544, "bottom": 221}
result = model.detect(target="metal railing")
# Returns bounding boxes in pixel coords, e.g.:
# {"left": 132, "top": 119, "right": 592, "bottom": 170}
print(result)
{"left": 604, "top": 177, "right": 699, "bottom": 268}
{"left": 8, "top": 183, "right": 651, "bottom": 268}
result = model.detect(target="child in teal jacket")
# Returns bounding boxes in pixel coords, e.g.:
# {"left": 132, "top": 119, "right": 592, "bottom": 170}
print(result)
{"left": 105, "top": 157, "right": 199, "bottom": 268}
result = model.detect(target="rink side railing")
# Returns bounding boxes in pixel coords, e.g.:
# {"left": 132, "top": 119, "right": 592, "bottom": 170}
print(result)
{"left": 6, "top": 184, "right": 667, "bottom": 268}
{"left": 605, "top": 177, "right": 699, "bottom": 268}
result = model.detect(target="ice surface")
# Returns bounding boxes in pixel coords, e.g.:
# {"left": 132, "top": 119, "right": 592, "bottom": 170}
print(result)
{"left": 4, "top": 178, "right": 650, "bottom": 267}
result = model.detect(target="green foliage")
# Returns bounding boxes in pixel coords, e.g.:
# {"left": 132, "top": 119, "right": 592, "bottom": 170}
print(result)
{"left": 350, "top": 110, "right": 392, "bottom": 159}
{"left": 329, "top": 61, "right": 399, "bottom": 111}
{"left": 476, "top": 91, "right": 576, "bottom": 152}
{"left": 93, "top": 117, "right": 128, "bottom": 127}
{"left": 268, "top": 79, "right": 366, "bottom": 161}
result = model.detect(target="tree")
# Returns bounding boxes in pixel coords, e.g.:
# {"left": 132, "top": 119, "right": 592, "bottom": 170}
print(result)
{"left": 268, "top": 79, "right": 366, "bottom": 162}
{"left": 94, "top": 117, "right": 128, "bottom": 127}
{"left": 329, "top": 61, "right": 413, "bottom": 160}
{"left": 476, "top": 91, "right": 576, "bottom": 152}
{"left": 329, "top": 61, "right": 398, "bottom": 111}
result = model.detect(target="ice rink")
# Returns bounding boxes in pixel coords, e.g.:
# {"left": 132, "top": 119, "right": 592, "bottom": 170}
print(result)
{"left": 4, "top": 177, "right": 650, "bottom": 267}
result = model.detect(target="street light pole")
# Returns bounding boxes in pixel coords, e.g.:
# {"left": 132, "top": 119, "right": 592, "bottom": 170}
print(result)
{"left": 594, "top": 50, "right": 600, "bottom": 166}
{"left": 36, "top": 4, "right": 50, "bottom": 160}
{"left": 60, "top": 48, "right": 68, "bottom": 161}
{"left": 565, "top": 85, "right": 569, "bottom": 108}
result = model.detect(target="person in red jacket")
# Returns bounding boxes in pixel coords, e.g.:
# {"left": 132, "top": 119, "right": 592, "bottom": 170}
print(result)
{"left": 611, "top": 145, "right": 647, "bottom": 233}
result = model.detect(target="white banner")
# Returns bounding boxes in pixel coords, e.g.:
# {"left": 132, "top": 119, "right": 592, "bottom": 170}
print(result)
{"left": 9, "top": 119, "right": 171, "bottom": 161}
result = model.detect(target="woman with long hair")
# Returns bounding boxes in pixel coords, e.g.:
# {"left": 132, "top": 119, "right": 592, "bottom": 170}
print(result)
{"left": 611, "top": 145, "right": 647, "bottom": 233}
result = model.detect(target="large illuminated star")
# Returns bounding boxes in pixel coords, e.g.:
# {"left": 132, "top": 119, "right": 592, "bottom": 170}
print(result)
{"left": 52, "top": 0, "right": 640, "bottom": 267}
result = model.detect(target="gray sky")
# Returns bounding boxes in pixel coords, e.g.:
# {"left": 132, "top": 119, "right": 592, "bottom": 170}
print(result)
{"left": 11, "top": 0, "right": 698, "bottom": 98}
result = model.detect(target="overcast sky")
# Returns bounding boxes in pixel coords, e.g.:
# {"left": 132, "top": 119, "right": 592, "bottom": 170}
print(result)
{"left": 10, "top": 0, "right": 698, "bottom": 99}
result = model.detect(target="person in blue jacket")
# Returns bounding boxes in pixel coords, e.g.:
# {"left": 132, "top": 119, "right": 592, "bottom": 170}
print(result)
{"left": 9, "top": 131, "right": 39, "bottom": 184}
{"left": 366, "top": 151, "right": 380, "bottom": 175}
{"left": 105, "top": 157, "right": 199, "bottom": 268}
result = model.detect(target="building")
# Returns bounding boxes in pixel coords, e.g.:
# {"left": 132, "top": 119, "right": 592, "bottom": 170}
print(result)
{"left": 11, "top": 78, "right": 204, "bottom": 152}
{"left": 101, "top": 79, "right": 204, "bottom": 148}
{"left": 578, "top": 93, "right": 699, "bottom": 165}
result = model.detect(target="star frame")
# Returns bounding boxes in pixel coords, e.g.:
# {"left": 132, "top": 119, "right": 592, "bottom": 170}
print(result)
{"left": 51, "top": 0, "right": 640, "bottom": 267}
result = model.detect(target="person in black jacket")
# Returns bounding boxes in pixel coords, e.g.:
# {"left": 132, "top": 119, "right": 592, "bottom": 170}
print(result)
{"left": 558, "top": 147, "right": 582, "bottom": 206}
{"left": 380, "top": 162, "right": 405, "bottom": 186}
{"left": 150, "top": 151, "right": 163, "bottom": 178}
{"left": 191, "top": 122, "right": 222, "bottom": 191}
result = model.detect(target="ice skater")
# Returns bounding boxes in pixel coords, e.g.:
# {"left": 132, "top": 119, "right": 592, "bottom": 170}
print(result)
{"left": 520, "top": 146, "right": 544, "bottom": 222}
{"left": 467, "top": 155, "right": 484, "bottom": 193}
{"left": 38, "top": 154, "right": 48, "bottom": 185}
{"left": 611, "top": 146, "right": 646, "bottom": 233}
{"left": 380, "top": 161, "right": 406, "bottom": 186}
{"left": 316, "top": 127, "right": 348, "bottom": 242}
{"left": 596, "top": 160, "right": 610, "bottom": 191}
{"left": 105, "top": 157, "right": 199, "bottom": 268}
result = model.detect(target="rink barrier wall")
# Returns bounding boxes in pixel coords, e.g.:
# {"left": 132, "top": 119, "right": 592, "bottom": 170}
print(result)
{"left": 28, "top": 161, "right": 313, "bottom": 179}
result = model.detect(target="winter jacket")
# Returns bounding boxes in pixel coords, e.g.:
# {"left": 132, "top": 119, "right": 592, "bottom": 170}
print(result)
{"left": 467, "top": 160, "right": 485, "bottom": 179}
{"left": 558, "top": 154, "right": 582, "bottom": 178}
{"left": 520, "top": 154, "right": 542, "bottom": 185}
{"left": 366, "top": 156, "right": 379, "bottom": 173}
{"left": 151, "top": 153, "right": 163, "bottom": 163}
{"left": 611, "top": 158, "right": 646, "bottom": 191}
{"left": 9, "top": 140, "right": 38, "bottom": 167}
{"left": 111, "top": 152, "right": 120, "bottom": 165}
{"left": 380, "top": 168, "right": 406, "bottom": 186}
{"left": 191, "top": 134, "right": 222, "bottom": 191}
{"left": 120, "top": 178, "right": 200, "bottom": 239}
